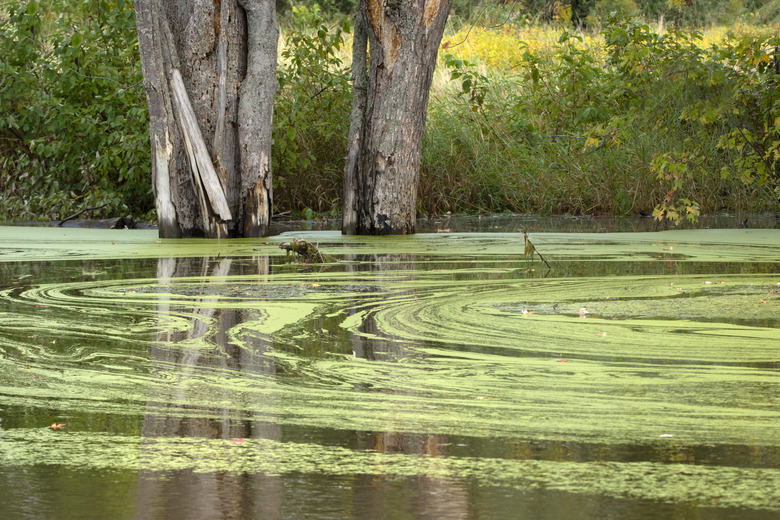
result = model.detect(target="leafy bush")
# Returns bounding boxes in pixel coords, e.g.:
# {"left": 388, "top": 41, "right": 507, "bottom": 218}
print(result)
{"left": 602, "top": 16, "right": 780, "bottom": 220}
{"left": 423, "top": 15, "right": 779, "bottom": 219}
{"left": 0, "top": 0, "right": 151, "bottom": 222}
{"left": 272, "top": 6, "right": 352, "bottom": 215}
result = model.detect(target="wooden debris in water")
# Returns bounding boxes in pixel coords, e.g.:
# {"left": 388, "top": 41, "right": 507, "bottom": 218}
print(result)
{"left": 522, "top": 230, "right": 551, "bottom": 270}
{"left": 279, "top": 239, "right": 328, "bottom": 263}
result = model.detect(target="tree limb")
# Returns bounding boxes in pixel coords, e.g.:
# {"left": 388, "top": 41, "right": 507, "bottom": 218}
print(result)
{"left": 58, "top": 204, "right": 108, "bottom": 226}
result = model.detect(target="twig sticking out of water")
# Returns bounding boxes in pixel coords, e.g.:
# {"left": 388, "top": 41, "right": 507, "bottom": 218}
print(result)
{"left": 58, "top": 204, "right": 107, "bottom": 226}
{"left": 522, "top": 230, "right": 551, "bottom": 270}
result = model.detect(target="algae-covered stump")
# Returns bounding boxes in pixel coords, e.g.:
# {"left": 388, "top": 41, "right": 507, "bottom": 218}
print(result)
{"left": 279, "top": 239, "right": 329, "bottom": 263}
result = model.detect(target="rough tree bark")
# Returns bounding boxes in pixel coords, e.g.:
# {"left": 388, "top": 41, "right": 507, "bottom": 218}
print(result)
{"left": 342, "top": 0, "right": 453, "bottom": 235}
{"left": 136, "top": 0, "right": 277, "bottom": 238}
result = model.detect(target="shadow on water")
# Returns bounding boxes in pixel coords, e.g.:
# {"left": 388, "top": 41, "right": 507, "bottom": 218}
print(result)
{"left": 0, "top": 219, "right": 779, "bottom": 519}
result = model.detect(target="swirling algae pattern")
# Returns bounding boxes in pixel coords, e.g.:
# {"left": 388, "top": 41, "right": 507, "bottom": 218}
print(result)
{"left": 0, "top": 226, "right": 779, "bottom": 512}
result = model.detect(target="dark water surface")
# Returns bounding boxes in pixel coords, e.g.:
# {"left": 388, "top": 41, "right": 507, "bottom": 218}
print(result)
{"left": 0, "top": 220, "right": 778, "bottom": 519}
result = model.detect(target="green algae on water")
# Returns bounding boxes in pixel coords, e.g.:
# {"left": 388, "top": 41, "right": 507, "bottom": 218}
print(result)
{"left": 0, "top": 227, "right": 779, "bottom": 514}
{"left": 1, "top": 429, "right": 779, "bottom": 512}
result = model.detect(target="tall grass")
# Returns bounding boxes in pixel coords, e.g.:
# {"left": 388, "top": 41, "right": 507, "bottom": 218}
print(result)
{"left": 415, "top": 18, "right": 779, "bottom": 217}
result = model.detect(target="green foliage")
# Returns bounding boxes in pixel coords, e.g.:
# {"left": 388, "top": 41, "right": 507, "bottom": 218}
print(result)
{"left": 443, "top": 54, "right": 490, "bottom": 112}
{"left": 0, "top": 0, "right": 152, "bottom": 222}
{"left": 601, "top": 16, "right": 780, "bottom": 221}
{"left": 2, "top": 0, "right": 778, "bottom": 224}
{"left": 755, "top": 0, "right": 780, "bottom": 25}
{"left": 422, "top": 15, "right": 779, "bottom": 219}
{"left": 515, "top": 0, "right": 763, "bottom": 28}
{"left": 272, "top": 6, "right": 352, "bottom": 214}
{"left": 594, "top": 0, "right": 639, "bottom": 21}
{"left": 276, "top": 0, "right": 357, "bottom": 18}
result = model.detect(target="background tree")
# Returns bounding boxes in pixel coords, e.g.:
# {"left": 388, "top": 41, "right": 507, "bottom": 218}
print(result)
{"left": 342, "top": 0, "right": 454, "bottom": 235}
{"left": 135, "top": 0, "right": 277, "bottom": 238}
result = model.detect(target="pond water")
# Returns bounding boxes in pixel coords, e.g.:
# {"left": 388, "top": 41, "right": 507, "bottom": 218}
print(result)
{"left": 0, "top": 221, "right": 778, "bottom": 519}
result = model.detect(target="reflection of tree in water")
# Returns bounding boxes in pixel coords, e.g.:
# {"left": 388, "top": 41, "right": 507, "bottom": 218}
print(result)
{"left": 345, "top": 253, "right": 471, "bottom": 518}
{"left": 133, "top": 252, "right": 475, "bottom": 518}
{"left": 136, "top": 255, "right": 282, "bottom": 519}
{"left": 345, "top": 253, "right": 421, "bottom": 362}
{"left": 353, "top": 430, "right": 472, "bottom": 519}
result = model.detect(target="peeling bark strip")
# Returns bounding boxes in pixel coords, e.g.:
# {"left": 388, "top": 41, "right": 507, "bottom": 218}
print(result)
{"left": 170, "top": 69, "right": 232, "bottom": 222}
{"left": 137, "top": 0, "right": 277, "bottom": 238}
{"left": 342, "top": 8, "right": 369, "bottom": 235}
{"left": 152, "top": 130, "right": 177, "bottom": 237}
{"left": 343, "top": 0, "right": 454, "bottom": 235}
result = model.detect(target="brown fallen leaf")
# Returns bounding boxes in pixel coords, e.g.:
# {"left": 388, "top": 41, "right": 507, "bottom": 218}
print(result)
{"left": 50, "top": 423, "right": 66, "bottom": 430}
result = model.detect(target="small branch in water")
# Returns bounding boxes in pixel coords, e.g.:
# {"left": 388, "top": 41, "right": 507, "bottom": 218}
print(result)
{"left": 522, "top": 230, "right": 551, "bottom": 270}
{"left": 58, "top": 204, "right": 108, "bottom": 226}
{"left": 279, "top": 239, "right": 328, "bottom": 263}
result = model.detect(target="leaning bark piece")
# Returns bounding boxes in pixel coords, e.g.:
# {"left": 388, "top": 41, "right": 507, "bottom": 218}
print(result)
{"left": 279, "top": 239, "right": 328, "bottom": 263}
{"left": 170, "top": 69, "right": 233, "bottom": 223}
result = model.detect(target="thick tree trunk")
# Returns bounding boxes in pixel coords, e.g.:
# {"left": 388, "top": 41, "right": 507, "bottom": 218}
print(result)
{"left": 237, "top": 0, "right": 278, "bottom": 237}
{"left": 343, "top": 0, "right": 452, "bottom": 235}
{"left": 137, "top": 0, "right": 276, "bottom": 238}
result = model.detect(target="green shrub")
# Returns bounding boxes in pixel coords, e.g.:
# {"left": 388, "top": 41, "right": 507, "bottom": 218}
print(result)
{"left": 272, "top": 6, "right": 352, "bottom": 215}
{"left": 421, "top": 16, "right": 778, "bottom": 219}
{"left": 0, "top": 0, "right": 151, "bottom": 222}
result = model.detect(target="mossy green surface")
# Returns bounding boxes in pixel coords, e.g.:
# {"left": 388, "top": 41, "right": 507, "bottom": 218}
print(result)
{"left": 1, "top": 429, "right": 778, "bottom": 511}
{"left": 1, "top": 225, "right": 779, "bottom": 262}
{"left": 0, "top": 227, "right": 779, "bottom": 515}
